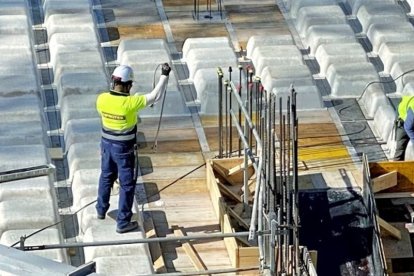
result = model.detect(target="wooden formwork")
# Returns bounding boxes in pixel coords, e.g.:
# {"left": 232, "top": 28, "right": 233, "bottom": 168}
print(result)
{"left": 206, "top": 157, "right": 259, "bottom": 268}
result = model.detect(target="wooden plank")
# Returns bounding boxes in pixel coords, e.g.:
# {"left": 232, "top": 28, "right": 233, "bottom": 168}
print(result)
{"left": 382, "top": 223, "right": 413, "bottom": 259}
{"left": 375, "top": 192, "right": 414, "bottom": 199}
{"left": 217, "top": 180, "right": 242, "bottom": 203}
{"left": 370, "top": 161, "right": 414, "bottom": 192}
{"left": 226, "top": 205, "right": 249, "bottom": 230}
{"left": 372, "top": 170, "right": 398, "bottom": 193}
{"left": 143, "top": 213, "right": 167, "bottom": 273}
{"left": 172, "top": 225, "right": 210, "bottom": 273}
{"left": 377, "top": 216, "right": 402, "bottom": 240}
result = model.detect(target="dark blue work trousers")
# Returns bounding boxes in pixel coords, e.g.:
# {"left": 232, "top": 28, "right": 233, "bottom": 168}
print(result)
{"left": 96, "top": 138, "right": 136, "bottom": 229}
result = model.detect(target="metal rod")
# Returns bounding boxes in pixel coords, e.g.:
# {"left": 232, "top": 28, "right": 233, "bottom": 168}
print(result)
{"left": 18, "top": 231, "right": 256, "bottom": 251}
{"left": 238, "top": 65, "right": 243, "bottom": 157}
{"left": 217, "top": 68, "right": 223, "bottom": 158}
{"left": 225, "top": 80, "right": 229, "bottom": 157}
{"left": 229, "top": 66, "right": 233, "bottom": 157}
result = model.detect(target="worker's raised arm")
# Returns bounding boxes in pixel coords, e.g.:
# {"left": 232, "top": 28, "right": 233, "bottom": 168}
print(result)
{"left": 145, "top": 63, "right": 171, "bottom": 106}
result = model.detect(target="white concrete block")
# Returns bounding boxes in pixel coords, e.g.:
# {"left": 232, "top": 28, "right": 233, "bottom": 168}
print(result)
{"left": 251, "top": 45, "right": 303, "bottom": 76}
{"left": 135, "top": 89, "right": 189, "bottom": 117}
{"left": 372, "top": 104, "right": 395, "bottom": 143}
{"left": 360, "top": 85, "right": 389, "bottom": 118}
{"left": 261, "top": 65, "right": 314, "bottom": 93}
{"left": 356, "top": 2, "right": 406, "bottom": 34}
{"left": 1, "top": 229, "right": 68, "bottom": 263}
{"left": 347, "top": 0, "right": 394, "bottom": 15}
{"left": 182, "top": 37, "right": 231, "bottom": 60}
{"left": 298, "top": 17, "right": 347, "bottom": 41}
{"left": 0, "top": 145, "right": 49, "bottom": 172}
{"left": 0, "top": 95, "right": 42, "bottom": 122}
{"left": 56, "top": 71, "right": 108, "bottom": 106}
{"left": 405, "top": 140, "right": 414, "bottom": 160}
{"left": 0, "top": 15, "right": 29, "bottom": 35}
{"left": 71, "top": 169, "right": 100, "bottom": 209}
{"left": 0, "top": 176, "right": 53, "bottom": 202}
{"left": 0, "top": 34, "right": 30, "bottom": 48}
{"left": 305, "top": 24, "right": 357, "bottom": 56}
{"left": 0, "top": 2, "right": 28, "bottom": 16}
{"left": 0, "top": 198, "right": 58, "bottom": 236}
{"left": 378, "top": 41, "right": 414, "bottom": 74}
{"left": 95, "top": 255, "right": 154, "bottom": 275}
{"left": 390, "top": 61, "right": 414, "bottom": 93}
{"left": 119, "top": 50, "right": 171, "bottom": 71}
{"left": 77, "top": 196, "right": 118, "bottom": 235}
{"left": 64, "top": 118, "right": 101, "bottom": 152}
{"left": 246, "top": 35, "right": 294, "bottom": 58}
{"left": 0, "top": 74, "right": 38, "bottom": 96}
{"left": 402, "top": 82, "right": 414, "bottom": 96}
{"left": 60, "top": 94, "right": 99, "bottom": 129}
{"left": 185, "top": 47, "right": 237, "bottom": 79}
{"left": 83, "top": 224, "right": 152, "bottom": 273}
{"left": 128, "top": 69, "right": 179, "bottom": 93}
{"left": 66, "top": 142, "right": 100, "bottom": 181}
{"left": 43, "top": 0, "right": 91, "bottom": 22}
{"left": 326, "top": 62, "right": 381, "bottom": 97}
{"left": 45, "top": 14, "right": 95, "bottom": 37}
{"left": 314, "top": 43, "right": 368, "bottom": 76}
{"left": 117, "top": 39, "right": 168, "bottom": 63}
{"left": 48, "top": 31, "right": 98, "bottom": 47}
{"left": 367, "top": 22, "right": 414, "bottom": 54}
{"left": 51, "top": 50, "right": 104, "bottom": 81}
{"left": 290, "top": 0, "right": 341, "bottom": 18}
{"left": 272, "top": 85, "right": 323, "bottom": 110}
{"left": 295, "top": 5, "right": 345, "bottom": 35}
{"left": 0, "top": 121, "right": 46, "bottom": 146}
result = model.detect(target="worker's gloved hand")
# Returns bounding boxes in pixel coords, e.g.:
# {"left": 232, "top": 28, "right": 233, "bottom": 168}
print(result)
{"left": 161, "top": 63, "right": 171, "bottom": 76}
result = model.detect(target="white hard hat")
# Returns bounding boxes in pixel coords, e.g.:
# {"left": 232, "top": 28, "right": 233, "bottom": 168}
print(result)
{"left": 112, "top": 65, "right": 134, "bottom": 82}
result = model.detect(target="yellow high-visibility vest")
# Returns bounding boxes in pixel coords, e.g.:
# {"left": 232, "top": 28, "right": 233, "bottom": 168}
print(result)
{"left": 398, "top": 96, "right": 414, "bottom": 121}
{"left": 97, "top": 92, "right": 146, "bottom": 132}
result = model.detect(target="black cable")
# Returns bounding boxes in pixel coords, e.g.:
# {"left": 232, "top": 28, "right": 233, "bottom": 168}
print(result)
{"left": 338, "top": 68, "right": 414, "bottom": 118}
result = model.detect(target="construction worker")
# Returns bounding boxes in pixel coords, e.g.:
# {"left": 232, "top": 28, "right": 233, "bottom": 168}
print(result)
{"left": 96, "top": 63, "right": 171, "bottom": 233}
{"left": 393, "top": 95, "right": 414, "bottom": 161}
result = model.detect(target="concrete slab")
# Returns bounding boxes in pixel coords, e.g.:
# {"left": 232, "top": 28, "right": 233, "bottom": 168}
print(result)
{"left": 119, "top": 50, "right": 171, "bottom": 71}
{"left": 182, "top": 37, "right": 231, "bottom": 60}
{"left": 314, "top": 43, "right": 368, "bottom": 76}
{"left": 326, "top": 62, "right": 380, "bottom": 97}
{"left": 0, "top": 15, "right": 30, "bottom": 35}
{"left": 305, "top": 24, "right": 357, "bottom": 56}
{"left": 272, "top": 85, "right": 324, "bottom": 110}
{"left": 251, "top": 45, "right": 303, "bottom": 75}
{"left": 289, "top": 0, "right": 340, "bottom": 18}
{"left": 51, "top": 50, "right": 104, "bottom": 80}
{"left": 71, "top": 169, "right": 100, "bottom": 209}
{"left": 0, "top": 198, "right": 58, "bottom": 236}
{"left": 295, "top": 5, "right": 345, "bottom": 37}
{"left": 390, "top": 61, "right": 414, "bottom": 93}
{"left": 367, "top": 22, "right": 414, "bottom": 54}
{"left": 0, "top": 228, "right": 68, "bottom": 263}
{"left": 0, "top": 145, "right": 49, "bottom": 172}
{"left": 0, "top": 95, "right": 42, "bottom": 122}
{"left": 0, "top": 2, "right": 28, "bottom": 16}
{"left": 246, "top": 35, "right": 294, "bottom": 58}
{"left": 117, "top": 39, "right": 169, "bottom": 63}
{"left": 95, "top": 255, "right": 155, "bottom": 275}
{"left": 66, "top": 142, "right": 100, "bottom": 181}
{"left": 0, "top": 175, "right": 53, "bottom": 201}
{"left": 43, "top": 0, "right": 91, "bottom": 22}
{"left": 56, "top": 72, "right": 108, "bottom": 106}
{"left": 64, "top": 118, "right": 100, "bottom": 152}
{"left": 45, "top": 14, "right": 95, "bottom": 37}
{"left": 356, "top": 2, "right": 406, "bottom": 34}
{"left": 82, "top": 224, "right": 153, "bottom": 274}
{"left": 378, "top": 41, "right": 414, "bottom": 74}
{"left": 184, "top": 47, "right": 237, "bottom": 79}
{"left": 359, "top": 85, "right": 389, "bottom": 118}
{"left": 0, "top": 34, "right": 30, "bottom": 48}
{"left": 0, "top": 121, "right": 46, "bottom": 146}
{"left": 60, "top": 94, "right": 98, "bottom": 129}
{"left": 372, "top": 104, "right": 395, "bottom": 143}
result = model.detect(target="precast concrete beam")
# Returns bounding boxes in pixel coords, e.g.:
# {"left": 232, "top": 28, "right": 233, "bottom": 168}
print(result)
{"left": 60, "top": 94, "right": 99, "bottom": 129}
{"left": 390, "top": 61, "right": 414, "bottom": 93}
{"left": 129, "top": 69, "right": 178, "bottom": 93}
{"left": 378, "top": 41, "right": 414, "bottom": 74}
{"left": 359, "top": 85, "right": 388, "bottom": 119}
{"left": 71, "top": 169, "right": 100, "bottom": 209}
{"left": 182, "top": 37, "right": 231, "bottom": 60}
{"left": 117, "top": 39, "right": 169, "bottom": 63}
{"left": 0, "top": 95, "right": 42, "bottom": 122}
{"left": 246, "top": 35, "right": 294, "bottom": 58}
{"left": 1, "top": 229, "right": 68, "bottom": 263}
{"left": 0, "top": 34, "right": 30, "bottom": 48}
{"left": 372, "top": 104, "right": 395, "bottom": 143}
{"left": 0, "top": 2, "right": 28, "bottom": 16}
{"left": 326, "top": 62, "right": 381, "bottom": 97}
{"left": 367, "top": 22, "right": 414, "bottom": 54}
{"left": 135, "top": 89, "right": 190, "bottom": 117}
{"left": 0, "top": 145, "right": 49, "bottom": 172}
{"left": 0, "top": 15, "right": 30, "bottom": 35}
{"left": 43, "top": 0, "right": 91, "bottom": 22}
{"left": 356, "top": 2, "right": 406, "bottom": 34}
{"left": 314, "top": 43, "right": 368, "bottom": 77}
{"left": 64, "top": 118, "right": 100, "bottom": 152}
{"left": 0, "top": 175, "right": 53, "bottom": 201}
{"left": 402, "top": 82, "right": 414, "bottom": 96}
{"left": 119, "top": 50, "right": 171, "bottom": 71}
{"left": 66, "top": 142, "right": 100, "bottom": 182}
{"left": 289, "top": 0, "right": 341, "bottom": 19}
{"left": 347, "top": 0, "right": 394, "bottom": 15}
{"left": 305, "top": 24, "right": 357, "bottom": 56}
{"left": 45, "top": 14, "right": 95, "bottom": 37}
{"left": 48, "top": 31, "right": 98, "bottom": 48}
{"left": 272, "top": 85, "right": 324, "bottom": 110}
{"left": 0, "top": 121, "right": 46, "bottom": 146}
{"left": 260, "top": 64, "right": 312, "bottom": 83}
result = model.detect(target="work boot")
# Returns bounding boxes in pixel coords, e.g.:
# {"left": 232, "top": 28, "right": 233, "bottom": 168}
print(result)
{"left": 97, "top": 213, "right": 105, "bottom": 220}
{"left": 116, "top": 221, "right": 138, "bottom": 234}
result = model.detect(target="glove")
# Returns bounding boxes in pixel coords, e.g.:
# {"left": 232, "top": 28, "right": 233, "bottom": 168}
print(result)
{"left": 161, "top": 63, "right": 171, "bottom": 76}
